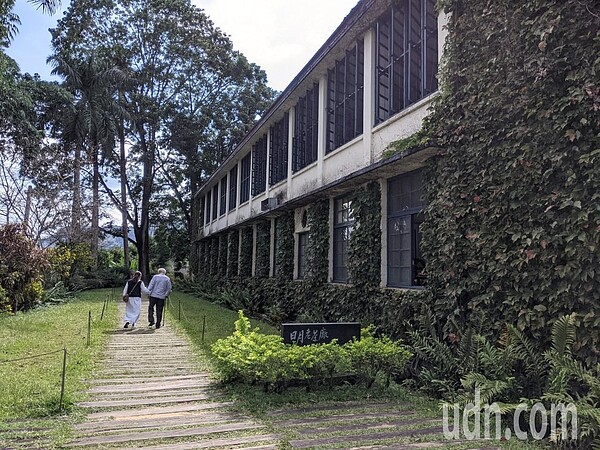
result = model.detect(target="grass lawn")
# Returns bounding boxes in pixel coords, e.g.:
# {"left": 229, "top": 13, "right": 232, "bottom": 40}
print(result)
{"left": 165, "top": 291, "right": 545, "bottom": 450}
{"left": 0, "top": 288, "right": 119, "bottom": 447}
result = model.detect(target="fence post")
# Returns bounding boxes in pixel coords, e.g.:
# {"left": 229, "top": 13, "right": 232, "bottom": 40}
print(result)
{"left": 59, "top": 347, "right": 67, "bottom": 412}
{"left": 100, "top": 295, "right": 107, "bottom": 321}
{"left": 201, "top": 315, "right": 206, "bottom": 343}
{"left": 87, "top": 310, "right": 92, "bottom": 347}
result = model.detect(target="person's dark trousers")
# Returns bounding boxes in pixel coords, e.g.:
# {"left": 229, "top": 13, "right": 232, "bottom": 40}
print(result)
{"left": 148, "top": 296, "right": 165, "bottom": 327}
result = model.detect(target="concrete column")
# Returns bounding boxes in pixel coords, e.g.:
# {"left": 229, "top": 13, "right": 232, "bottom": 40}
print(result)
{"left": 379, "top": 178, "right": 388, "bottom": 287}
{"left": 287, "top": 106, "right": 295, "bottom": 199}
{"left": 363, "top": 28, "right": 375, "bottom": 164}
{"left": 251, "top": 223, "right": 257, "bottom": 277}
{"left": 317, "top": 75, "right": 327, "bottom": 185}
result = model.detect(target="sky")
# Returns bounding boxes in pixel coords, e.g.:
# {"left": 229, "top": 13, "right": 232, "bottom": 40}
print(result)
{"left": 6, "top": 0, "right": 359, "bottom": 92}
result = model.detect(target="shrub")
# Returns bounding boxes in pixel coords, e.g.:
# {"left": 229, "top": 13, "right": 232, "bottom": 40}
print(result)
{"left": 345, "top": 325, "right": 413, "bottom": 388}
{"left": 211, "top": 312, "right": 412, "bottom": 392}
{"left": 0, "top": 224, "right": 49, "bottom": 312}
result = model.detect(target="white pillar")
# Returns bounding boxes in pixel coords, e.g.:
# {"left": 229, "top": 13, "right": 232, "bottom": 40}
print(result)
{"left": 317, "top": 75, "right": 327, "bottom": 185}
{"left": 363, "top": 28, "right": 375, "bottom": 164}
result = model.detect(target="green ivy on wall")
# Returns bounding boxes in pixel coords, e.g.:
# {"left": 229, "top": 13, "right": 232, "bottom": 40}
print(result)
{"left": 227, "top": 229, "right": 239, "bottom": 277}
{"left": 239, "top": 227, "right": 253, "bottom": 277}
{"left": 305, "top": 200, "right": 329, "bottom": 285}
{"left": 275, "top": 212, "right": 294, "bottom": 281}
{"left": 418, "top": 0, "right": 600, "bottom": 364}
{"left": 218, "top": 234, "right": 227, "bottom": 277}
{"left": 255, "top": 221, "right": 271, "bottom": 278}
{"left": 349, "top": 181, "right": 382, "bottom": 289}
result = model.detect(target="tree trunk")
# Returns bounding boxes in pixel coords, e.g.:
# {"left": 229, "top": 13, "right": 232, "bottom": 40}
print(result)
{"left": 91, "top": 143, "right": 100, "bottom": 268}
{"left": 136, "top": 122, "right": 155, "bottom": 283}
{"left": 119, "top": 121, "right": 130, "bottom": 270}
{"left": 71, "top": 144, "right": 82, "bottom": 243}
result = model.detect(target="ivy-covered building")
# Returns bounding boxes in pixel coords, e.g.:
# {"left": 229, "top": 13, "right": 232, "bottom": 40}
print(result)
{"left": 192, "top": 0, "right": 599, "bottom": 365}
{"left": 193, "top": 0, "right": 445, "bottom": 288}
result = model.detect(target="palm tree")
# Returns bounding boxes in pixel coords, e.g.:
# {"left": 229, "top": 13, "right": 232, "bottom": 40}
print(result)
{"left": 49, "top": 53, "right": 124, "bottom": 266}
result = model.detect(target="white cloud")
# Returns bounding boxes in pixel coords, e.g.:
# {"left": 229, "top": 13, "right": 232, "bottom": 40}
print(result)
{"left": 194, "top": 0, "right": 359, "bottom": 91}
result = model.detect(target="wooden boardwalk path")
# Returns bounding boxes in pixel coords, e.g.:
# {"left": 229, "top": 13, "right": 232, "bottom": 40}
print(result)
{"left": 61, "top": 301, "right": 280, "bottom": 449}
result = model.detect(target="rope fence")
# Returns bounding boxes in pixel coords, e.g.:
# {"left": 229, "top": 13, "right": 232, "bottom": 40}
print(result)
{"left": 0, "top": 347, "right": 69, "bottom": 411}
{"left": 166, "top": 296, "right": 206, "bottom": 342}
{"left": 2, "top": 287, "right": 118, "bottom": 414}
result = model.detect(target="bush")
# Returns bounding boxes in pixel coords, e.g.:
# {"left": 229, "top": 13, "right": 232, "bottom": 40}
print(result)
{"left": 345, "top": 325, "right": 413, "bottom": 388}
{"left": 0, "top": 224, "right": 49, "bottom": 312}
{"left": 211, "top": 311, "right": 412, "bottom": 392}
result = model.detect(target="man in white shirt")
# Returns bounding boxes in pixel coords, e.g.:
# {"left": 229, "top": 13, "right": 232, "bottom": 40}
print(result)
{"left": 147, "top": 268, "right": 172, "bottom": 329}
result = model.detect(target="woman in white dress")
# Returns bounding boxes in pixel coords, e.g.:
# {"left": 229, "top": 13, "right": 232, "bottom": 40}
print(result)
{"left": 122, "top": 271, "right": 147, "bottom": 328}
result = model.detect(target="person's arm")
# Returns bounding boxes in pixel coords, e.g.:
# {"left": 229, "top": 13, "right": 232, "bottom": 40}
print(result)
{"left": 123, "top": 282, "right": 129, "bottom": 296}
{"left": 147, "top": 277, "right": 155, "bottom": 294}
{"left": 141, "top": 282, "right": 150, "bottom": 295}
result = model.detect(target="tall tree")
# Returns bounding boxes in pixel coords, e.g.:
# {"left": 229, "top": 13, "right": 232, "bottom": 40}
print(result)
{"left": 48, "top": 53, "right": 124, "bottom": 264}
{"left": 51, "top": 0, "right": 274, "bottom": 279}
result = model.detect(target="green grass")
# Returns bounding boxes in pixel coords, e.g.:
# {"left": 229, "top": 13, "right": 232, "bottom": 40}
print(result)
{"left": 0, "top": 289, "right": 119, "bottom": 420}
{"left": 165, "top": 291, "right": 278, "bottom": 350}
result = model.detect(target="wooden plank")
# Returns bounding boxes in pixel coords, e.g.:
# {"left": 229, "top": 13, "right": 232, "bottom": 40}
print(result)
{"left": 125, "top": 434, "right": 281, "bottom": 450}
{"left": 289, "top": 426, "right": 441, "bottom": 448}
{"left": 75, "top": 412, "right": 240, "bottom": 434}
{"left": 89, "top": 379, "right": 212, "bottom": 393}
{"left": 78, "top": 393, "right": 218, "bottom": 408}
{"left": 85, "top": 401, "right": 234, "bottom": 420}
{"left": 277, "top": 410, "right": 415, "bottom": 426}
{"left": 64, "top": 422, "right": 262, "bottom": 447}
{"left": 269, "top": 401, "right": 401, "bottom": 416}
{"left": 88, "top": 388, "right": 215, "bottom": 401}
{"left": 85, "top": 374, "right": 210, "bottom": 384}
{"left": 297, "top": 418, "right": 440, "bottom": 435}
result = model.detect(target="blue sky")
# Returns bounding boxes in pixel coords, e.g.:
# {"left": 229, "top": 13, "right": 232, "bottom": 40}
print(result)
{"left": 6, "top": 0, "right": 358, "bottom": 91}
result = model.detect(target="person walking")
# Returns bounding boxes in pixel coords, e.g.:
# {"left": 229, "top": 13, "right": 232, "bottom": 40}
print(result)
{"left": 147, "top": 268, "right": 172, "bottom": 329}
{"left": 122, "top": 271, "right": 146, "bottom": 328}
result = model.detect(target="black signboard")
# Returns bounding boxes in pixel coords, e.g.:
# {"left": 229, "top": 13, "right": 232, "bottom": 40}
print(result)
{"left": 281, "top": 322, "right": 361, "bottom": 346}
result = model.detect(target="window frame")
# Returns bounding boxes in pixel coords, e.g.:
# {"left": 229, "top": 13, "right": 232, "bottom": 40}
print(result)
{"left": 240, "top": 153, "right": 251, "bottom": 204}
{"left": 229, "top": 165, "right": 238, "bottom": 212}
{"left": 332, "top": 194, "right": 355, "bottom": 283}
{"left": 293, "top": 83, "right": 319, "bottom": 172}
{"left": 326, "top": 39, "right": 364, "bottom": 154}
{"left": 252, "top": 134, "right": 268, "bottom": 197}
{"left": 297, "top": 231, "right": 308, "bottom": 279}
{"left": 386, "top": 170, "right": 426, "bottom": 288}
{"left": 374, "top": 0, "right": 438, "bottom": 125}
{"left": 269, "top": 113, "right": 289, "bottom": 186}
{"left": 212, "top": 185, "right": 218, "bottom": 221}
{"left": 219, "top": 176, "right": 227, "bottom": 216}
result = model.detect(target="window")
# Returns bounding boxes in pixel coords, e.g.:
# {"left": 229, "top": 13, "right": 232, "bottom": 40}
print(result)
{"left": 293, "top": 83, "right": 319, "bottom": 172}
{"left": 387, "top": 170, "right": 425, "bottom": 287}
{"left": 240, "top": 153, "right": 251, "bottom": 203}
{"left": 252, "top": 134, "right": 267, "bottom": 196}
{"left": 229, "top": 165, "right": 238, "bottom": 211}
{"left": 297, "top": 232, "right": 308, "bottom": 279}
{"left": 333, "top": 195, "right": 354, "bottom": 282}
{"left": 375, "top": 0, "right": 438, "bottom": 125}
{"left": 270, "top": 113, "right": 289, "bottom": 186}
{"left": 204, "top": 192, "right": 211, "bottom": 224}
{"left": 212, "top": 185, "right": 218, "bottom": 220}
{"left": 326, "top": 39, "right": 364, "bottom": 153}
{"left": 219, "top": 177, "right": 227, "bottom": 216}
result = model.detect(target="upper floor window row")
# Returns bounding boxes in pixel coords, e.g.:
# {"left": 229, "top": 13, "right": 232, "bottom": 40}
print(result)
{"left": 270, "top": 113, "right": 289, "bottom": 186}
{"left": 375, "top": 0, "right": 438, "bottom": 125}
{"left": 326, "top": 39, "right": 364, "bottom": 154}
{"left": 252, "top": 134, "right": 268, "bottom": 196}
{"left": 293, "top": 83, "right": 319, "bottom": 172}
